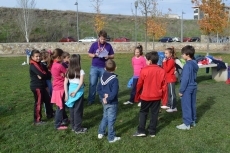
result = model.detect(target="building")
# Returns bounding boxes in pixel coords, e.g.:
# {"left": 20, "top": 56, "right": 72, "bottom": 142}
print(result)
{"left": 193, "top": 3, "right": 230, "bottom": 20}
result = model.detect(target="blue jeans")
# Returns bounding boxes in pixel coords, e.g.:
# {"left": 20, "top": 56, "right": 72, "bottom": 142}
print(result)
{"left": 98, "top": 103, "right": 118, "bottom": 141}
{"left": 46, "top": 80, "right": 52, "bottom": 96}
{"left": 88, "top": 66, "right": 105, "bottom": 103}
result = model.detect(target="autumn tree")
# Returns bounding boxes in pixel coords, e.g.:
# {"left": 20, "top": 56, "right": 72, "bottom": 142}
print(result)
{"left": 192, "top": 0, "right": 228, "bottom": 54}
{"left": 91, "top": 0, "right": 106, "bottom": 34}
{"left": 16, "top": 0, "right": 37, "bottom": 42}
{"left": 146, "top": 1, "right": 167, "bottom": 50}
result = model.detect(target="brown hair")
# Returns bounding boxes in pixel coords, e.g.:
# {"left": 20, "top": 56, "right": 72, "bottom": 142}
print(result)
{"left": 40, "top": 50, "right": 50, "bottom": 61}
{"left": 66, "top": 54, "right": 81, "bottom": 79}
{"left": 166, "top": 46, "right": 176, "bottom": 59}
{"left": 62, "top": 51, "right": 70, "bottom": 59}
{"left": 134, "top": 44, "right": 143, "bottom": 55}
{"left": 47, "top": 48, "right": 64, "bottom": 69}
{"left": 98, "top": 30, "right": 107, "bottom": 38}
{"left": 105, "top": 59, "right": 116, "bottom": 72}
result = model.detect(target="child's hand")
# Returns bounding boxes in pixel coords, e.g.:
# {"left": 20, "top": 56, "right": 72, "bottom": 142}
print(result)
{"left": 65, "top": 95, "right": 68, "bottom": 102}
{"left": 103, "top": 98, "right": 107, "bottom": 104}
{"left": 60, "top": 73, "right": 65, "bottom": 77}
{"left": 70, "top": 92, "right": 76, "bottom": 97}
{"left": 163, "top": 58, "right": 167, "bottom": 62}
{"left": 104, "top": 56, "right": 109, "bottom": 60}
{"left": 37, "top": 75, "right": 42, "bottom": 79}
{"left": 104, "top": 93, "right": 108, "bottom": 98}
{"left": 179, "top": 93, "right": 183, "bottom": 97}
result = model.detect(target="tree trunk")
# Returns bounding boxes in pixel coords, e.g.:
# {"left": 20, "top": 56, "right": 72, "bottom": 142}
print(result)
{"left": 152, "top": 36, "right": 155, "bottom": 50}
{"left": 207, "top": 34, "right": 210, "bottom": 56}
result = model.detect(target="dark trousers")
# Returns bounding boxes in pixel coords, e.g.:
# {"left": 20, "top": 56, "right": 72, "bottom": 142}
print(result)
{"left": 54, "top": 93, "right": 68, "bottom": 128}
{"left": 31, "top": 88, "right": 53, "bottom": 122}
{"left": 167, "top": 83, "right": 177, "bottom": 109}
{"left": 129, "top": 78, "right": 138, "bottom": 102}
{"left": 70, "top": 96, "right": 84, "bottom": 131}
{"left": 137, "top": 100, "right": 161, "bottom": 135}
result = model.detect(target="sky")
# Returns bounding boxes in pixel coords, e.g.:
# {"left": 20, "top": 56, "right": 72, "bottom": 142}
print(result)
{"left": 0, "top": 0, "right": 229, "bottom": 19}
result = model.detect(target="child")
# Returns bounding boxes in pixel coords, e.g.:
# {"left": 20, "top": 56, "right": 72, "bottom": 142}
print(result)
{"left": 62, "top": 52, "right": 70, "bottom": 69}
{"left": 40, "top": 50, "right": 52, "bottom": 96}
{"left": 97, "top": 59, "right": 120, "bottom": 143}
{"left": 123, "top": 45, "right": 146, "bottom": 106}
{"left": 29, "top": 50, "right": 53, "bottom": 125}
{"left": 64, "top": 54, "right": 87, "bottom": 134}
{"left": 133, "top": 51, "right": 167, "bottom": 137}
{"left": 50, "top": 48, "right": 69, "bottom": 130}
{"left": 177, "top": 45, "right": 198, "bottom": 130}
{"left": 162, "top": 47, "right": 177, "bottom": 112}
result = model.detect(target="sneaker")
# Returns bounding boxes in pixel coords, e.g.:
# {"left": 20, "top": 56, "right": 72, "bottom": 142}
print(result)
{"left": 109, "top": 137, "right": 121, "bottom": 143}
{"left": 61, "top": 119, "right": 70, "bottom": 126}
{"left": 166, "top": 108, "right": 177, "bottom": 113}
{"left": 57, "top": 126, "right": 68, "bottom": 130}
{"left": 133, "top": 132, "right": 146, "bottom": 137}
{"left": 98, "top": 134, "right": 104, "bottom": 139}
{"left": 176, "top": 123, "right": 190, "bottom": 130}
{"left": 150, "top": 134, "right": 156, "bottom": 138}
{"left": 123, "top": 101, "right": 133, "bottom": 105}
{"left": 161, "top": 106, "right": 170, "bottom": 109}
{"left": 34, "top": 121, "right": 46, "bottom": 126}
{"left": 75, "top": 128, "right": 87, "bottom": 134}
{"left": 138, "top": 102, "right": 141, "bottom": 107}
{"left": 191, "top": 121, "right": 196, "bottom": 127}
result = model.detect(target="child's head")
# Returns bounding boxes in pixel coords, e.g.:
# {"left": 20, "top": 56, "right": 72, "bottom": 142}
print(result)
{"left": 165, "top": 46, "right": 176, "bottom": 59}
{"left": 105, "top": 59, "right": 116, "bottom": 72}
{"left": 52, "top": 48, "right": 64, "bottom": 62}
{"left": 40, "top": 49, "right": 50, "bottom": 62}
{"left": 145, "top": 51, "right": 159, "bottom": 65}
{"left": 30, "top": 49, "right": 41, "bottom": 62}
{"left": 181, "top": 45, "right": 195, "bottom": 60}
{"left": 98, "top": 30, "right": 107, "bottom": 44}
{"left": 67, "top": 54, "right": 81, "bottom": 79}
{"left": 62, "top": 52, "right": 70, "bottom": 63}
{"left": 134, "top": 44, "right": 143, "bottom": 57}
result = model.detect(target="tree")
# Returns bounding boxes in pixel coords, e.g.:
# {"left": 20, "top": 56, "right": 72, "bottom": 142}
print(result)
{"left": 146, "top": 1, "right": 167, "bottom": 50}
{"left": 191, "top": 0, "right": 228, "bottom": 54}
{"left": 16, "top": 0, "right": 37, "bottom": 42}
{"left": 91, "top": 0, "right": 106, "bottom": 34}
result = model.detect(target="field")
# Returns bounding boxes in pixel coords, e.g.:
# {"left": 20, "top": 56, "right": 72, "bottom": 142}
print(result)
{"left": 0, "top": 53, "right": 230, "bottom": 153}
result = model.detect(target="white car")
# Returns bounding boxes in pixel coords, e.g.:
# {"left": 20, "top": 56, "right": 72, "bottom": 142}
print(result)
{"left": 78, "top": 37, "right": 97, "bottom": 42}
{"left": 172, "top": 37, "right": 181, "bottom": 42}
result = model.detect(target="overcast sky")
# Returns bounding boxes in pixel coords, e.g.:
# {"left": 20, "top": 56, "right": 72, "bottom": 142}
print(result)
{"left": 0, "top": 0, "right": 229, "bottom": 19}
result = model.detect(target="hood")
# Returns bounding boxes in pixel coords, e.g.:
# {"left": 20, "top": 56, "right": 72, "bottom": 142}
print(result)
{"left": 188, "top": 60, "right": 199, "bottom": 73}
{"left": 101, "top": 71, "right": 117, "bottom": 85}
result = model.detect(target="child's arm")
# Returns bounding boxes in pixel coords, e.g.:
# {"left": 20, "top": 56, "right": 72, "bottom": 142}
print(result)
{"left": 163, "top": 59, "right": 175, "bottom": 73}
{"left": 179, "top": 64, "right": 190, "bottom": 95}
{"left": 70, "top": 73, "right": 84, "bottom": 97}
{"left": 105, "top": 79, "right": 119, "bottom": 103}
{"left": 30, "top": 65, "right": 47, "bottom": 79}
{"left": 64, "top": 77, "right": 69, "bottom": 101}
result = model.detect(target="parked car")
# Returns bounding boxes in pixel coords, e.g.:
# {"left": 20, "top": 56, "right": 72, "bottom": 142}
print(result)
{"left": 113, "top": 37, "right": 130, "bottom": 42}
{"left": 59, "top": 37, "right": 76, "bottom": 42}
{"left": 159, "top": 37, "right": 173, "bottom": 42}
{"left": 106, "top": 35, "right": 111, "bottom": 41}
{"left": 190, "top": 37, "right": 200, "bottom": 42}
{"left": 172, "top": 37, "right": 181, "bottom": 42}
{"left": 78, "top": 37, "right": 97, "bottom": 42}
{"left": 183, "top": 37, "right": 192, "bottom": 42}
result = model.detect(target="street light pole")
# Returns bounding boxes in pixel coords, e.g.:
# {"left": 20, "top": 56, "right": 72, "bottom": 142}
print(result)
{"left": 135, "top": 1, "right": 138, "bottom": 46}
{"left": 75, "top": 1, "right": 79, "bottom": 41}
{"left": 181, "top": 11, "right": 185, "bottom": 43}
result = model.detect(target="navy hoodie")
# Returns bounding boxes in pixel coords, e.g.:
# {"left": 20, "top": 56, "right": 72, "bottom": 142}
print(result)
{"left": 97, "top": 71, "right": 119, "bottom": 104}
{"left": 179, "top": 60, "right": 199, "bottom": 94}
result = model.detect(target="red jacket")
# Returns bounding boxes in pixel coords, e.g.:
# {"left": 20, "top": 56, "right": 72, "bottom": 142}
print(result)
{"left": 162, "top": 58, "right": 177, "bottom": 83}
{"left": 135, "top": 64, "right": 167, "bottom": 103}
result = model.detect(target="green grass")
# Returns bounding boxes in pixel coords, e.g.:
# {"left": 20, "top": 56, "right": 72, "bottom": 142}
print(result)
{"left": 1, "top": 53, "right": 230, "bottom": 153}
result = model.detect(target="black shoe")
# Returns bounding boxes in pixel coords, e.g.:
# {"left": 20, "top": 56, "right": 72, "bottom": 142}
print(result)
{"left": 61, "top": 119, "right": 69, "bottom": 126}
{"left": 75, "top": 128, "right": 87, "bottom": 134}
{"left": 133, "top": 131, "right": 146, "bottom": 137}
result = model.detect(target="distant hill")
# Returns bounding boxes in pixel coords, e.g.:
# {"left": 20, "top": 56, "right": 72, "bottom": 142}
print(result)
{"left": 0, "top": 7, "right": 201, "bottom": 43}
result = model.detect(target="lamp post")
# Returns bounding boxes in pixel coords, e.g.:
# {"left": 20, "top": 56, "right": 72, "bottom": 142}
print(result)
{"left": 181, "top": 11, "right": 185, "bottom": 43}
{"left": 135, "top": 1, "right": 138, "bottom": 46}
{"left": 75, "top": 1, "right": 79, "bottom": 41}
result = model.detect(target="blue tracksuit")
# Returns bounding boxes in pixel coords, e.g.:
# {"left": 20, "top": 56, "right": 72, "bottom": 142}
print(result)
{"left": 179, "top": 60, "right": 199, "bottom": 126}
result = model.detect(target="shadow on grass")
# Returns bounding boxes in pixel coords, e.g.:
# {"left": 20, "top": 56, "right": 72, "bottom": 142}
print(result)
{"left": 118, "top": 89, "right": 131, "bottom": 99}
{"left": 196, "top": 96, "right": 216, "bottom": 123}
{"left": 197, "top": 75, "right": 212, "bottom": 83}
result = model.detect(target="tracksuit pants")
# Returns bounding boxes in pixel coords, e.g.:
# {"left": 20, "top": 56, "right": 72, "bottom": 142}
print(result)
{"left": 167, "top": 83, "right": 176, "bottom": 109}
{"left": 31, "top": 88, "right": 53, "bottom": 123}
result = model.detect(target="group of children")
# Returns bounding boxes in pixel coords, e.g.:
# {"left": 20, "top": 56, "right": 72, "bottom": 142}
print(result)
{"left": 29, "top": 44, "right": 198, "bottom": 143}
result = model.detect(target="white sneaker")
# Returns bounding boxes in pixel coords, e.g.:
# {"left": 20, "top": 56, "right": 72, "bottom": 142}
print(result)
{"left": 176, "top": 123, "right": 190, "bottom": 130}
{"left": 109, "top": 137, "right": 121, "bottom": 143}
{"left": 161, "top": 106, "right": 170, "bottom": 109}
{"left": 166, "top": 108, "right": 177, "bottom": 113}
{"left": 138, "top": 102, "right": 141, "bottom": 107}
{"left": 123, "top": 101, "right": 133, "bottom": 105}
{"left": 98, "top": 134, "right": 104, "bottom": 139}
